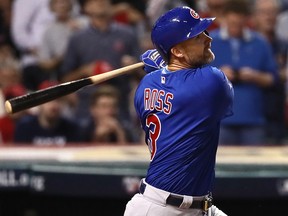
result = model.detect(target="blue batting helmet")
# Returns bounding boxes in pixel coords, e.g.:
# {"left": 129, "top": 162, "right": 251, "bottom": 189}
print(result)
{"left": 151, "top": 6, "right": 215, "bottom": 61}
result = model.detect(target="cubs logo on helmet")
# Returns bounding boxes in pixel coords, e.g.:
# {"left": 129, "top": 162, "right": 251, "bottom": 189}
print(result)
{"left": 190, "top": 8, "right": 200, "bottom": 19}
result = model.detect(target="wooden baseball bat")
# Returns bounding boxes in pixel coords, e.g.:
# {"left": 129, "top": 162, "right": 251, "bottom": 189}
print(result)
{"left": 5, "top": 62, "right": 144, "bottom": 114}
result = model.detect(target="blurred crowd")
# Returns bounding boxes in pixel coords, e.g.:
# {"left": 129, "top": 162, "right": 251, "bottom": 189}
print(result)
{"left": 0, "top": 0, "right": 287, "bottom": 146}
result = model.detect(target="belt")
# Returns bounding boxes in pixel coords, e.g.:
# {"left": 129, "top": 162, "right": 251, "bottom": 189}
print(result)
{"left": 139, "top": 180, "right": 212, "bottom": 211}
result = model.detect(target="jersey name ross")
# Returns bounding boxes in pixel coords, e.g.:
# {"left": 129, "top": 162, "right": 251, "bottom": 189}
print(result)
{"left": 144, "top": 88, "right": 174, "bottom": 114}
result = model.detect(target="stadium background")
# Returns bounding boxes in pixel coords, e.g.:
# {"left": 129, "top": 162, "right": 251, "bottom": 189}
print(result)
{"left": 1, "top": 0, "right": 288, "bottom": 215}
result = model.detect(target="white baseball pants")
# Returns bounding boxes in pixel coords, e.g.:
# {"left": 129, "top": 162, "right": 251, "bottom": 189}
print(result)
{"left": 124, "top": 179, "right": 213, "bottom": 216}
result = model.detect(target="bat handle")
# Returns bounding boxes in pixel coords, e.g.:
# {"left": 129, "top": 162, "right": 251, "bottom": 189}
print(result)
{"left": 90, "top": 62, "right": 144, "bottom": 83}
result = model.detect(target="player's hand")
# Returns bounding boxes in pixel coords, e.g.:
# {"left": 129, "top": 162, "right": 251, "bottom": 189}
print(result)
{"left": 140, "top": 49, "right": 166, "bottom": 73}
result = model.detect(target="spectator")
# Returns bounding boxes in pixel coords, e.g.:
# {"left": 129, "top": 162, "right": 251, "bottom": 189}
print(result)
{"left": 11, "top": 0, "right": 54, "bottom": 91}
{"left": 276, "top": 6, "right": 288, "bottom": 131}
{"left": 252, "top": 0, "right": 287, "bottom": 144}
{"left": 197, "top": 0, "right": 228, "bottom": 31}
{"left": 112, "top": 2, "right": 147, "bottom": 53}
{"left": 276, "top": 1, "right": 288, "bottom": 42}
{"left": 145, "top": 0, "right": 186, "bottom": 28}
{"left": 0, "top": 49, "right": 24, "bottom": 96}
{"left": 0, "top": 47, "right": 27, "bottom": 144}
{"left": 112, "top": 2, "right": 144, "bottom": 27}
{"left": 281, "top": 0, "right": 288, "bottom": 11}
{"left": 210, "top": 0, "right": 278, "bottom": 145}
{"left": 13, "top": 81, "right": 82, "bottom": 146}
{"left": 0, "top": 85, "right": 27, "bottom": 144}
{"left": 38, "top": 0, "right": 88, "bottom": 81}
{"left": 11, "top": 0, "right": 81, "bottom": 90}
{"left": 0, "top": 43, "right": 17, "bottom": 67}
{"left": 60, "top": 0, "right": 140, "bottom": 128}
{"left": 0, "top": 0, "right": 16, "bottom": 52}
{"left": 82, "top": 85, "right": 135, "bottom": 143}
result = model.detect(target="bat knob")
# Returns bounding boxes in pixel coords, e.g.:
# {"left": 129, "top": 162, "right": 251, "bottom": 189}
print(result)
{"left": 5, "top": 101, "right": 12, "bottom": 114}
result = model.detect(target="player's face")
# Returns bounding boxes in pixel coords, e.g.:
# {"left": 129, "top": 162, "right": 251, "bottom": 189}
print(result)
{"left": 176, "top": 31, "right": 215, "bottom": 68}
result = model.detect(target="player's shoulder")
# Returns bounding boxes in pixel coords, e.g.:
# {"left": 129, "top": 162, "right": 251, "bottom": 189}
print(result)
{"left": 202, "top": 65, "right": 225, "bottom": 78}
{"left": 136, "top": 70, "right": 162, "bottom": 93}
{"left": 200, "top": 66, "right": 230, "bottom": 87}
{"left": 141, "top": 69, "right": 162, "bottom": 80}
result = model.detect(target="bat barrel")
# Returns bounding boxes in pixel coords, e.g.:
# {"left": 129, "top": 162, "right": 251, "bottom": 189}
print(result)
{"left": 5, "top": 78, "right": 93, "bottom": 114}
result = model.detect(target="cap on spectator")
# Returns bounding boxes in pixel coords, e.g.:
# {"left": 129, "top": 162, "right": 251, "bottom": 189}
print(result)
{"left": 93, "top": 61, "right": 113, "bottom": 75}
{"left": 3, "top": 84, "right": 26, "bottom": 100}
{"left": 38, "top": 80, "right": 59, "bottom": 90}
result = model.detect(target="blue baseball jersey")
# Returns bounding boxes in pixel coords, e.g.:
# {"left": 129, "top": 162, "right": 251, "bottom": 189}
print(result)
{"left": 134, "top": 66, "right": 233, "bottom": 196}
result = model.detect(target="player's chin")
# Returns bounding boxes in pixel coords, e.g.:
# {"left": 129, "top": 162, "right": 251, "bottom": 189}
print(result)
{"left": 204, "top": 49, "right": 215, "bottom": 64}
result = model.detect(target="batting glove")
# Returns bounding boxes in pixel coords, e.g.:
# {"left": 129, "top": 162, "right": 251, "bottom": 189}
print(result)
{"left": 140, "top": 49, "right": 166, "bottom": 73}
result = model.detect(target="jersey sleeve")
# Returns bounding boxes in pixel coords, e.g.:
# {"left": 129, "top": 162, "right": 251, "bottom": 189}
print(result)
{"left": 222, "top": 73, "right": 234, "bottom": 118}
{"left": 210, "top": 66, "right": 234, "bottom": 120}
{"left": 134, "top": 77, "right": 147, "bottom": 124}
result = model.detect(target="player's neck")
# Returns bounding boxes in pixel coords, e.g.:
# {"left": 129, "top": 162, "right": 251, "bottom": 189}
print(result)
{"left": 167, "top": 55, "right": 192, "bottom": 71}
{"left": 167, "top": 62, "right": 191, "bottom": 71}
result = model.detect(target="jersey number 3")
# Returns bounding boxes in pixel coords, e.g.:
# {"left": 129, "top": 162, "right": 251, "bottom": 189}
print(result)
{"left": 146, "top": 114, "right": 161, "bottom": 161}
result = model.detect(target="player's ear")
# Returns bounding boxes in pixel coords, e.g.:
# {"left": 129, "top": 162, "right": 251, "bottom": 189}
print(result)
{"left": 170, "top": 47, "right": 184, "bottom": 58}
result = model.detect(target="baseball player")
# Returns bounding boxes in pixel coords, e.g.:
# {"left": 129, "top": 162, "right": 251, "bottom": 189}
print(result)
{"left": 124, "top": 6, "right": 234, "bottom": 216}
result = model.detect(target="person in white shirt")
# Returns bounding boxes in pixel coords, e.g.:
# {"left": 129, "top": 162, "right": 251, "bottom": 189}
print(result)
{"left": 11, "top": 0, "right": 80, "bottom": 90}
